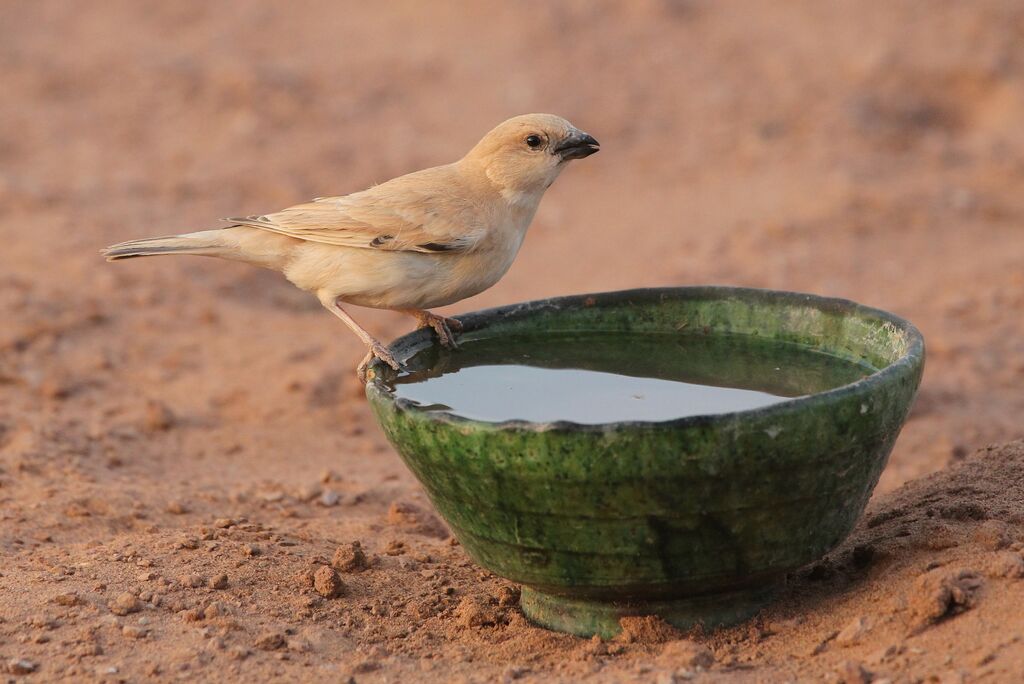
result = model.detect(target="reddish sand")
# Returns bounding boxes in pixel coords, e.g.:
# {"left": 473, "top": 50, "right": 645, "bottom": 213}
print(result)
{"left": 2, "top": 1, "right": 1024, "bottom": 681}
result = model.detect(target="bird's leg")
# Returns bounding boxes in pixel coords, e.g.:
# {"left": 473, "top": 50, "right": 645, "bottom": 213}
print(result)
{"left": 401, "top": 309, "right": 462, "bottom": 348}
{"left": 322, "top": 298, "right": 400, "bottom": 380}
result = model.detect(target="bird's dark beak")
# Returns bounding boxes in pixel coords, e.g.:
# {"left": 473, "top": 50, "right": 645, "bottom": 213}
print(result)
{"left": 554, "top": 130, "right": 600, "bottom": 160}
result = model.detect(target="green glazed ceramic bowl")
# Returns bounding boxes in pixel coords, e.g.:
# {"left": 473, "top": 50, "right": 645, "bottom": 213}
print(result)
{"left": 364, "top": 287, "right": 925, "bottom": 638}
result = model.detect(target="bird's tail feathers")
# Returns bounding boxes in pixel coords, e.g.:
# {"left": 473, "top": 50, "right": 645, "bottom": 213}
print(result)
{"left": 102, "top": 230, "right": 227, "bottom": 261}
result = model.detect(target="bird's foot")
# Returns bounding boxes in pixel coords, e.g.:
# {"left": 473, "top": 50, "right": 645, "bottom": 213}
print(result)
{"left": 357, "top": 342, "right": 401, "bottom": 382}
{"left": 415, "top": 312, "right": 461, "bottom": 348}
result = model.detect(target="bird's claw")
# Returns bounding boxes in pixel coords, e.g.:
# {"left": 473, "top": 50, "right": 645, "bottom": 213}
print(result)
{"left": 417, "top": 313, "right": 461, "bottom": 349}
{"left": 357, "top": 343, "right": 401, "bottom": 383}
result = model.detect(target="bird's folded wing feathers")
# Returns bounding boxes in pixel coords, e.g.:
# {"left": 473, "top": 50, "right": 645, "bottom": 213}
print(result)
{"left": 223, "top": 170, "right": 485, "bottom": 254}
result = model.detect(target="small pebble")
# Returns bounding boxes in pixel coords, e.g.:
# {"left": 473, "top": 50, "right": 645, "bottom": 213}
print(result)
{"left": 180, "top": 574, "right": 206, "bottom": 588}
{"left": 835, "top": 660, "right": 872, "bottom": 684}
{"left": 52, "top": 592, "right": 81, "bottom": 606}
{"left": 144, "top": 399, "right": 175, "bottom": 431}
{"left": 7, "top": 659, "right": 37, "bottom": 675}
{"left": 255, "top": 632, "right": 286, "bottom": 651}
{"left": 110, "top": 593, "right": 141, "bottom": 616}
{"left": 204, "top": 601, "right": 226, "bottom": 619}
{"left": 180, "top": 607, "right": 204, "bottom": 623}
{"left": 122, "top": 625, "right": 148, "bottom": 639}
{"left": 319, "top": 489, "right": 342, "bottom": 507}
{"left": 836, "top": 616, "right": 869, "bottom": 646}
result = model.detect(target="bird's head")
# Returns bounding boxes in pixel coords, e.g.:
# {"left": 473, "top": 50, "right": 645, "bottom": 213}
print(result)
{"left": 463, "top": 114, "right": 599, "bottom": 201}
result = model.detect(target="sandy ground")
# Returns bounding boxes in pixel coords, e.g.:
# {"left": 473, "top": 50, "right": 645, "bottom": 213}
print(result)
{"left": 2, "top": 0, "right": 1024, "bottom": 681}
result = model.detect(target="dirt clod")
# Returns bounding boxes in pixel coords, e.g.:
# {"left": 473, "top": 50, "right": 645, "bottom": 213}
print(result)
{"left": 52, "top": 592, "right": 81, "bottom": 606}
{"left": 908, "top": 568, "right": 984, "bottom": 631}
{"left": 255, "top": 632, "right": 287, "bottom": 651}
{"left": 618, "top": 616, "right": 683, "bottom": 644}
{"left": 180, "top": 607, "right": 204, "bottom": 623}
{"left": 332, "top": 542, "right": 369, "bottom": 573}
{"left": 494, "top": 585, "right": 520, "bottom": 607}
{"left": 204, "top": 601, "right": 227, "bottom": 619}
{"left": 110, "top": 593, "right": 141, "bottom": 616}
{"left": 383, "top": 540, "right": 406, "bottom": 556}
{"left": 180, "top": 574, "right": 206, "bottom": 588}
{"left": 313, "top": 565, "right": 345, "bottom": 599}
{"left": 454, "top": 596, "right": 498, "bottom": 628}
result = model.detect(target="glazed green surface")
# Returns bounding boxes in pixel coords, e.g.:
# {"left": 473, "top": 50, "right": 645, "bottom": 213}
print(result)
{"left": 365, "top": 287, "right": 924, "bottom": 636}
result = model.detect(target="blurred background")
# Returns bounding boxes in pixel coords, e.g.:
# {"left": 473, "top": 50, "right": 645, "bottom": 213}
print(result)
{"left": 2, "top": 0, "right": 1024, "bottom": 509}
{"left": 2, "top": 2, "right": 1024, "bottom": 680}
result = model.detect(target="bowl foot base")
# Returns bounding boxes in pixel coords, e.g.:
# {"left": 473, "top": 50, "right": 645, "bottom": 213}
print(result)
{"left": 519, "top": 584, "right": 779, "bottom": 638}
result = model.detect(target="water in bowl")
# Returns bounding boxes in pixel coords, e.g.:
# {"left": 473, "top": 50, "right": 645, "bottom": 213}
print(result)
{"left": 386, "top": 332, "right": 874, "bottom": 424}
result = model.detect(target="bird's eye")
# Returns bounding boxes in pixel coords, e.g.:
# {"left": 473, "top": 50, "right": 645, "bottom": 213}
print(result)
{"left": 525, "top": 134, "right": 543, "bottom": 149}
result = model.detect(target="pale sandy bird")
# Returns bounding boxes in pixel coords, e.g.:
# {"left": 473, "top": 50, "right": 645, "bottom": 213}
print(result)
{"left": 103, "top": 113, "right": 599, "bottom": 378}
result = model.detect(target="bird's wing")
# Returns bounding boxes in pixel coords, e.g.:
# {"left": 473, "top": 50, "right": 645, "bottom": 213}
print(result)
{"left": 224, "top": 166, "right": 487, "bottom": 254}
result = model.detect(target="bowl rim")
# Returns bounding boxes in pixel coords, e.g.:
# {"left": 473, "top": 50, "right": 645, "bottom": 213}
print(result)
{"left": 365, "top": 286, "right": 926, "bottom": 432}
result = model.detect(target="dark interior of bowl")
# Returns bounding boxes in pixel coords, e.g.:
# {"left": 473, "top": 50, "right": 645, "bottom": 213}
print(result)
{"left": 364, "top": 287, "right": 925, "bottom": 636}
